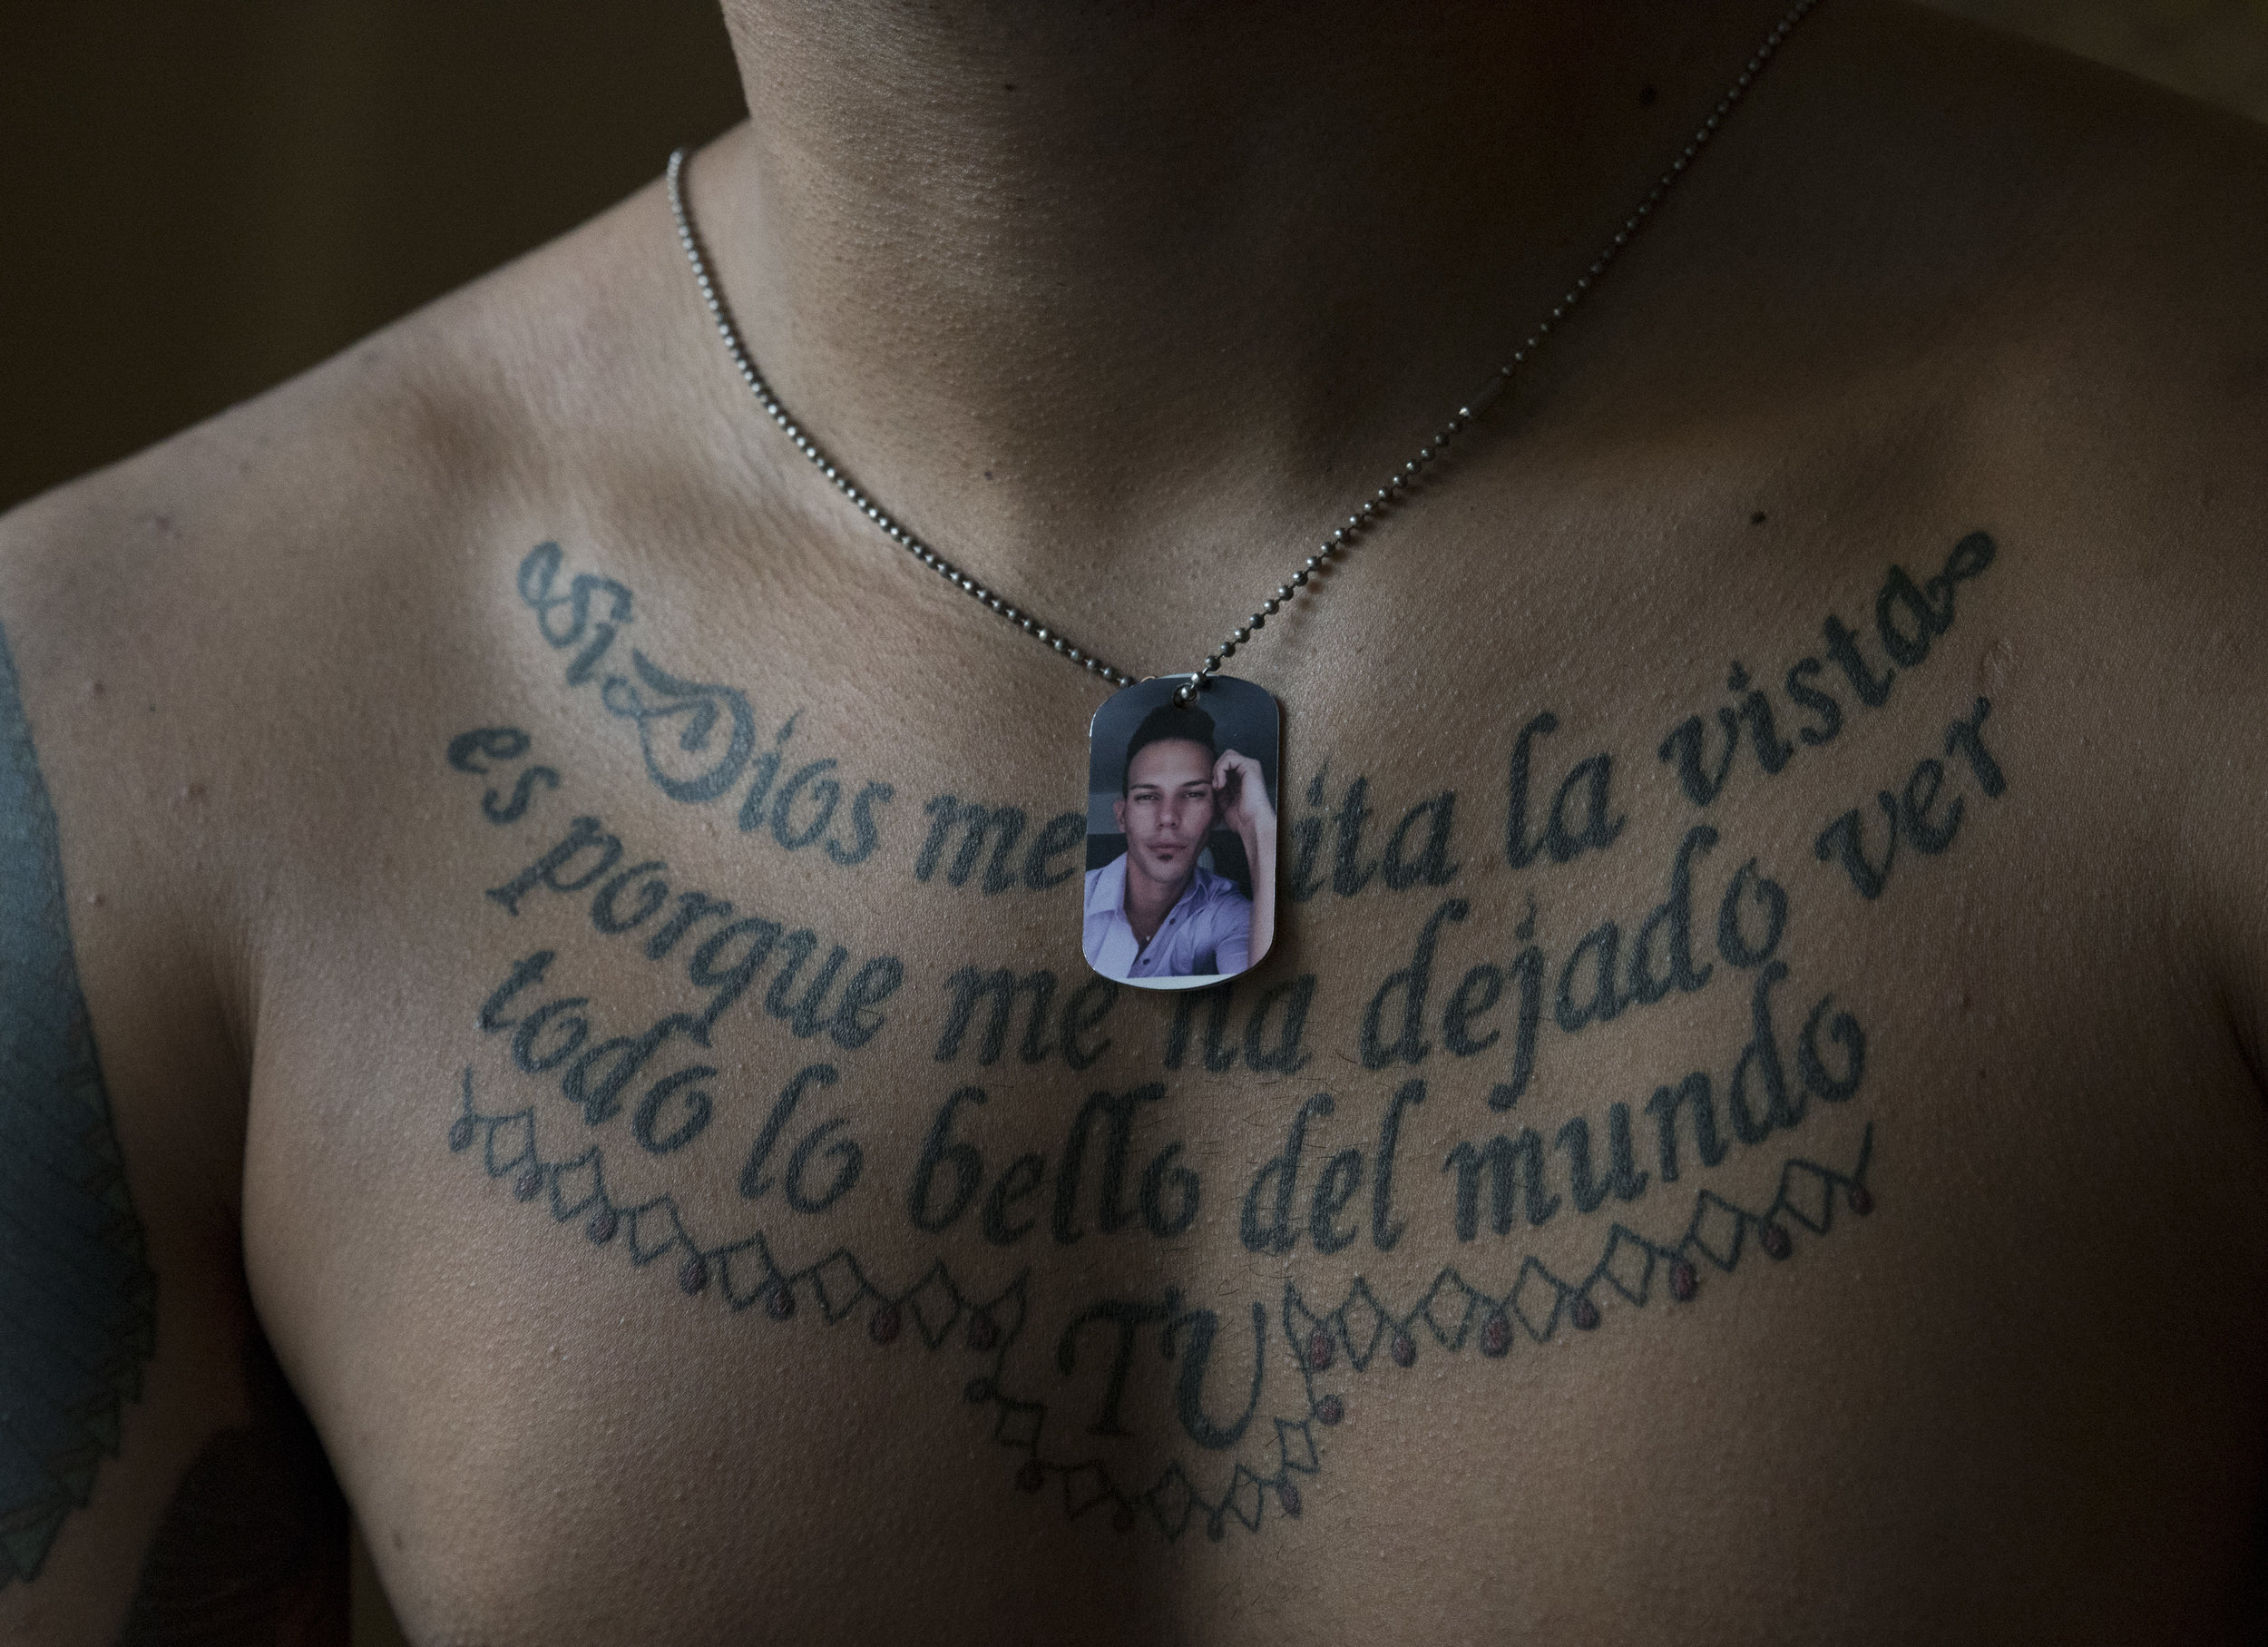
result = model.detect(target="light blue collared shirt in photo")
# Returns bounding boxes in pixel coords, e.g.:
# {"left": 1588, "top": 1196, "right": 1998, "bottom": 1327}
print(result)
{"left": 1082, "top": 854, "right": 1252, "bottom": 985}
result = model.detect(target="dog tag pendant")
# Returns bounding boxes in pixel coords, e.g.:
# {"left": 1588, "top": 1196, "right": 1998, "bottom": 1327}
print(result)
{"left": 1080, "top": 676, "right": 1280, "bottom": 989}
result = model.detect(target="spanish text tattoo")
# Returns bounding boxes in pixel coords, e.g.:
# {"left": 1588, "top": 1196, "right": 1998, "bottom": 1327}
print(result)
{"left": 450, "top": 528, "right": 2009, "bottom": 1543}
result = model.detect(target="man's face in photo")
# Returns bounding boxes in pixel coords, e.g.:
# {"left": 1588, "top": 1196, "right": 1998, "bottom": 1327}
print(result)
{"left": 1114, "top": 738, "right": 1217, "bottom": 889}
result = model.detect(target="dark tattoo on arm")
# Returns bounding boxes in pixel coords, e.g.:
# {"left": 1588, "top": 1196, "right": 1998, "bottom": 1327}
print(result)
{"left": 0, "top": 623, "right": 156, "bottom": 1589}
{"left": 113, "top": 1332, "right": 347, "bottom": 1643}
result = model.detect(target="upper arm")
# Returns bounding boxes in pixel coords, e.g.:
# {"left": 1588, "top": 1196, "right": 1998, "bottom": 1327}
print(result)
{"left": 0, "top": 616, "right": 158, "bottom": 1593}
{"left": 0, "top": 491, "right": 347, "bottom": 1641}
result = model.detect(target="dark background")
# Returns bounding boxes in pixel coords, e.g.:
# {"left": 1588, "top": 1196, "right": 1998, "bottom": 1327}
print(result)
{"left": 0, "top": 3, "right": 747, "bottom": 514}
{"left": 4, "top": 1, "right": 2264, "bottom": 516}
{"left": 0, "top": 5, "right": 2258, "bottom": 1642}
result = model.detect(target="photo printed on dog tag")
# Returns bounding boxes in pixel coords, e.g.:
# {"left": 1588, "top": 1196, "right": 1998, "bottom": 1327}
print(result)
{"left": 1080, "top": 676, "right": 1280, "bottom": 989}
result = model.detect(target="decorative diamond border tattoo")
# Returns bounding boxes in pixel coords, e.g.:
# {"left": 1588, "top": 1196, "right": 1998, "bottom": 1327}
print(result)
{"left": 452, "top": 1067, "right": 1873, "bottom": 1543}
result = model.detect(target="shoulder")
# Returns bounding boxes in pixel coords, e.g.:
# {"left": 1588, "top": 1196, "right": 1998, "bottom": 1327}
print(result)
{"left": 1671, "top": 0, "right": 2268, "bottom": 450}
{"left": 1766, "top": 7, "right": 2268, "bottom": 645}
{"left": 1715, "top": 0, "right": 2268, "bottom": 459}
{"left": 1789, "top": 3, "right": 2268, "bottom": 1056}
{"left": 0, "top": 152, "right": 730, "bottom": 962}
{"left": 1796, "top": 1, "right": 2268, "bottom": 455}
{"left": 0, "top": 152, "right": 703, "bottom": 634}
{"left": 0, "top": 151, "right": 748, "bottom": 1624}
{"left": 0, "top": 143, "right": 753, "bottom": 1229}
{"left": 1598, "top": 2, "right": 2268, "bottom": 730}
{"left": 1550, "top": 0, "right": 2268, "bottom": 1079}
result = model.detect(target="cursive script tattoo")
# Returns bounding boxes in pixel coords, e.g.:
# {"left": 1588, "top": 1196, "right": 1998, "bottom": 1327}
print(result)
{"left": 447, "top": 526, "right": 2011, "bottom": 1544}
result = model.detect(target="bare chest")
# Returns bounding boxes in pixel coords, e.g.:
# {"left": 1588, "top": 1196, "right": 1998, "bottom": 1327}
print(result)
{"left": 241, "top": 515, "right": 2268, "bottom": 1642}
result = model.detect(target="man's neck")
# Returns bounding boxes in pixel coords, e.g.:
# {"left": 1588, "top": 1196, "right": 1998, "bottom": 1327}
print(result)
{"left": 696, "top": 0, "right": 1787, "bottom": 623}
{"left": 1123, "top": 858, "right": 1197, "bottom": 943}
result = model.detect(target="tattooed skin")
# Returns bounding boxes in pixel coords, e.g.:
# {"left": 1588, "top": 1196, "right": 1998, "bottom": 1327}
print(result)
{"left": 112, "top": 1333, "right": 346, "bottom": 1643}
{"left": 10, "top": 7, "right": 2268, "bottom": 1635}
{"left": 0, "top": 624, "right": 154, "bottom": 1589}
{"left": 430, "top": 534, "right": 2006, "bottom": 1542}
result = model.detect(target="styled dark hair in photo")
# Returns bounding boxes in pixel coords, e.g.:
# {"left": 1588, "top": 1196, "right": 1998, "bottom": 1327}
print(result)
{"left": 1120, "top": 701, "right": 1217, "bottom": 793}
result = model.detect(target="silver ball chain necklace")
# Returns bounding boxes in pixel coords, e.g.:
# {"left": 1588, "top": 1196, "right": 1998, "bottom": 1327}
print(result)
{"left": 667, "top": 0, "right": 1820, "bottom": 988}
